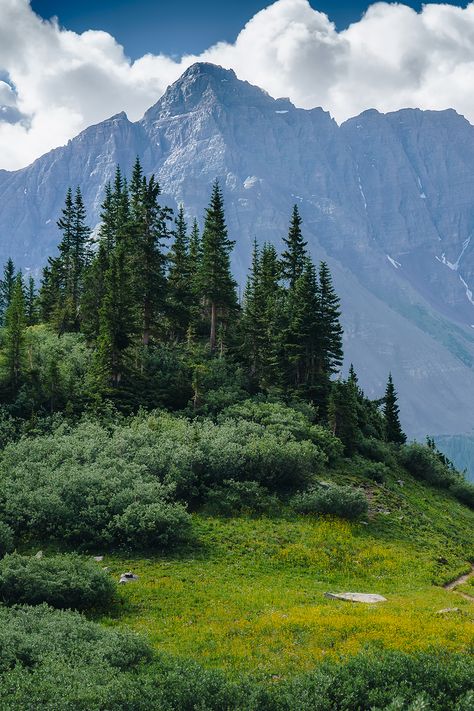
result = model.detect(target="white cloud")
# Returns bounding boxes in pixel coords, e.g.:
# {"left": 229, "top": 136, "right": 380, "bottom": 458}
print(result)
{"left": 2, "top": 0, "right": 474, "bottom": 169}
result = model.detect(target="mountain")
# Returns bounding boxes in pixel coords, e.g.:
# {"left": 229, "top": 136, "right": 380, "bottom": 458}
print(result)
{"left": 1, "top": 62, "right": 474, "bottom": 440}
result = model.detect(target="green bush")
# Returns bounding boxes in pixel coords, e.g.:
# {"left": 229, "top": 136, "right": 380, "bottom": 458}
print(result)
{"left": 353, "top": 459, "right": 389, "bottom": 483}
{"left": 292, "top": 483, "right": 368, "bottom": 520}
{"left": 204, "top": 479, "right": 279, "bottom": 516}
{"left": 110, "top": 501, "right": 192, "bottom": 548}
{"left": 399, "top": 443, "right": 458, "bottom": 488}
{"left": 0, "top": 421, "right": 192, "bottom": 549}
{"left": 357, "top": 436, "right": 396, "bottom": 466}
{"left": 271, "top": 650, "right": 474, "bottom": 711}
{"left": 449, "top": 480, "right": 474, "bottom": 509}
{"left": 0, "top": 553, "right": 116, "bottom": 610}
{"left": 0, "top": 520, "right": 13, "bottom": 558}
{"left": 220, "top": 400, "right": 343, "bottom": 465}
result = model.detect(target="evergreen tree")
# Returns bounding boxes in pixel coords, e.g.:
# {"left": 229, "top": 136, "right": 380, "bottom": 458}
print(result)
{"left": 40, "top": 186, "right": 91, "bottom": 333}
{"left": 329, "top": 378, "right": 360, "bottom": 455}
{"left": 3, "top": 275, "right": 26, "bottom": 394}
{"left": 384, "top": 373, "right": 406, "bottom": 444}
{"left": 25, "top": 276, "right": 38, "bottom": 326}
{"left": 0, "top": 258, "right": 16, "bottom": 324}
{"left": 168, "top": 205, "right": 192, "bottom": 340}
{"left": 281, "top": 205, "right": 307, "bottom": 287}
{"left": 129, "top": 159, "right": 172, "bottom": 346}
{"left": 284, "top": 258, "right": 320, "bottom": 395}
{"left": 317, "top": 262, "right": 343, "bottom": 375}
{"left": 94, "top": 244, "right": 136, "bottom": 391}
{"left": 196, "top": 181, "right": 237, "bottom": 352}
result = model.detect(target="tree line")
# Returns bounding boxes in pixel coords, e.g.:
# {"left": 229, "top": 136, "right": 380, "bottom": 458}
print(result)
{"left": 0, "top": 159, "right": 405, "bottom": 451}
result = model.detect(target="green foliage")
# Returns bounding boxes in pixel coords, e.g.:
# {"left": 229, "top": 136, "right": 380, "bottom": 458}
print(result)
{"left": 357, "top": 436, "right": 396, "bottom": 467}
{"left": 0, "top": 420, "right": 192, "bottom": 549}
{"left": 220, "top": 400, "right": 343, "bottom": 464}
{"left": 0, "top": 553, "right": 115, "bottom": 609}
{"left": 449, "top": 480, "right": 474, "bottom": 509}
{"left": 399, "top": 443, "right": 458, "bottom": 488}
{"left": 271, "top": 651, "right": 474, "bottom": 711}
{"left": 384, "top": 373, "right": 406, "bottom": 444}
{"left": 0, "top": 520, "right": 13, "bottom": 558}
{"left": 291, "top": 483, "right": 368, "bottom": 520}
{"left": 203, "top": 479, "right": 279, "bottom": 516}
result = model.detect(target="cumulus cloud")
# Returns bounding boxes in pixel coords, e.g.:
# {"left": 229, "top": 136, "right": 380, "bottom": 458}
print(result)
{"left": 2, "top": 0, "right": 474, "bottom": 169}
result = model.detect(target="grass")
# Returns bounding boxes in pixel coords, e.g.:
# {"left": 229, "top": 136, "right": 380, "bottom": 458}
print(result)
{"left": 98, "top": 465, "right": 474, "bottom": 679}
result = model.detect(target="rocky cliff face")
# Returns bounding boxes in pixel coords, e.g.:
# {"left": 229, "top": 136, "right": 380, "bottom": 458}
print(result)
{"left": 1, "top": 62, "right": 474, "bottom": 438}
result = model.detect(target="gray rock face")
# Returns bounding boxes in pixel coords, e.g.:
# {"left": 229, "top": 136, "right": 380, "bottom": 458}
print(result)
{"left": 1, "top": 62, "right": 474, "bottom": 438}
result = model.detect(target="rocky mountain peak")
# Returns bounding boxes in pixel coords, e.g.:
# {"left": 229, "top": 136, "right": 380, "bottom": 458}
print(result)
{"left": 142, "top": 62, "right": 286, "bottom": 125}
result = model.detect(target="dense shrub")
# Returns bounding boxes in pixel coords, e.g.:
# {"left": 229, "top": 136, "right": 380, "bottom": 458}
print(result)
{"left": 110, "top": 501, "right": 192, "bottom": 548}
{"left": 292, "top": 483, "right": 368, "bottom": 520}
{"left": 0, "top": 553, "right": 115, "bottom": 610}
{"left": 220, "top": 400, "right": 343, "bottom": 465}
{"left": 352, "top": 458, "right": 389, "bottom": 483}
{"left": 0, "top": 422, "right": 192, "bottom": 549}
{"left": 399, "top": 443, "right": 458, "bottom": 488}
{"left": 0, "top": 520, "right": 13, "bottom": 558}
{"left": 271, "top": 650, "right": 474, "bottom": 711}
{"left": 357, "top": 436, "right": 396, "bottom": 467}
{"left": 449, "top": 480, "right": 474, "bottom": 509}
{"left": 203, "top": 479, "right": 279, "bottom": 516}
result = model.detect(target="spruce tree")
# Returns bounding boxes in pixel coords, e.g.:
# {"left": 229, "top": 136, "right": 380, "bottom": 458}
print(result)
{"left": 0, "top": 258, "right": 16, "bottom": 324}
{"left": 94, "top": 244, "right": 136, "bottom": 391}
{"left": 317, "top": 261, "right": 343, "bottom": 375}
{"left": 4, "top": 275, "right": 26, "bottom": 394}
{"left": 384, "top": 373, "right": 406, "bottom": 444}
{"left": 25, "top": 276, "right": 38, "bottom": 326}
{"left": 284, "top": 258, "right": 320, "bottom": 395}
{"left": 281, "top": 204, "right": 307, "bottom": 287}
{"left": 168, "top": 204, "right": 192, "bottom": 340}
{"left": 196, "top": 181, "right": 237, "bottom": 352}
{"left": 129, "top": 159, "right": 171, "bottom": 346}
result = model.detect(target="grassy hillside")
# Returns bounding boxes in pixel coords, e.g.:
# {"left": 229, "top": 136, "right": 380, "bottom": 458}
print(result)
{"left": 100, "top": 462, "right": 474, "bottom": 678}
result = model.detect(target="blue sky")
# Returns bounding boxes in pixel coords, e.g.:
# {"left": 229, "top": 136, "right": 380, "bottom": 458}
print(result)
{"left": 31, "top": 1, "right": 469, "bottom": 59}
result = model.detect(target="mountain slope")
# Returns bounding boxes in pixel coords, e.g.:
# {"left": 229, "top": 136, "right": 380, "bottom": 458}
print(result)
{"left": 1, "top": 62, "right": 474, "bottom": 438}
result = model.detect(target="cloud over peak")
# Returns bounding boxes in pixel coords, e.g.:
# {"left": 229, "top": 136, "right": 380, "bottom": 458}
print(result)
{"left": 1, "top": 0, "right": 474, "bottom": 169}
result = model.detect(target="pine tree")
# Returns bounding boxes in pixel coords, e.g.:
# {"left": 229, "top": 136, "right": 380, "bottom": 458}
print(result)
{"left": 384, "top": 373, "right": 406, "bottom": 444}
{"left": 4, "top": 275, "right": 26, "bottom": 394}
{"left": 25, "top": 276, "right": 38, "bottom": 326}
{"left": 329, "top": 378, "right": 360, "bottom": 455}
{"left": 129, "top": 159, "right": 171, "bottom": 346}
{"left": 196, "top": 181, "right": 237, "bottom": 352}
{"left": 317, "top": 262, "right": 343, "bottom": 375}
{"left": 284, "top": 258, "right": 320, "bottom": 395}
{"left": 168, "top": 205, "right": 193, "bottom": 340}
{"left": 281, "top": 204, "right": 307, "bottom": 287}
{"left": 40, "top": 186, "right": 91, "bottom": 333}
{"left": 94, "top": 244, "right": 136, "bottom": 391}
{"left": 0, "top": 258, "right": 17, "bottom": 324}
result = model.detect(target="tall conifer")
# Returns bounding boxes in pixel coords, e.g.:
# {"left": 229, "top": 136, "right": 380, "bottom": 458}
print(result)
{"left": 281, "top": 205, "right": 307, "bottom": 287}
{"left": 384, "top": 373, "right": 406, "bottom": 444}
{"left": 196, "top": 181, "right": 237, "bottom": 352}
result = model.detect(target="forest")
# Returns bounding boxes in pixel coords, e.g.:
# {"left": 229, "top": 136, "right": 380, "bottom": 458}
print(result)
{"left": 0, "top": 161, "right": 472, "bottom": 709}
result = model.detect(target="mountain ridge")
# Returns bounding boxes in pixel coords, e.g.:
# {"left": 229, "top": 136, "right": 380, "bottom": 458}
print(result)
{"left": 1, "top": 62, "right": 474, "bottom": 439}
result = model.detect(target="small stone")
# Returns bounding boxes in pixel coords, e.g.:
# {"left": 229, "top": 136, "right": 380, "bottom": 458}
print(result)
{"left": 102, "top": 566, "right": 110, "bottom": 572}
{"left": 93, "top": 556, "right": 104, "bottom": 562}
{"left": 324, "top": 592, "right": 387, "bottom": 604}
{"left": 437, "top": 557, "right": 448, "bottom": 565}
{"left": 397, "top": 479, "right": 405, "bottom": 487}
{"left": 34, "top": 551, "right": 43, "bottom": 559}
{"left": 119, "top": 571, "right": 139, "bottom": 584}
{"left": 436, "top": 607, "right": 461, "bottom": 614}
